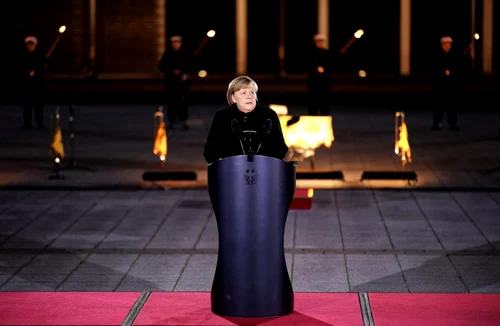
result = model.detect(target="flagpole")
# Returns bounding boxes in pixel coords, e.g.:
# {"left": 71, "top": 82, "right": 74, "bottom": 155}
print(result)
{"left": 49, "top": 107, "right": 65, "bottom": 180}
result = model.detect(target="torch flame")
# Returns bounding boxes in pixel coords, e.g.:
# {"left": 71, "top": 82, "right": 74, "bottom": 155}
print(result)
{"left": 59, "top": 26, "right": 66, "bottom": 33}
{"left": 354, "top": 29, "right": 364, "bottom": 38}
{"left": 207, "top": 30, "right": 216, "bottom": 38}
{"left": 279, "top": 115, "right": 334, "bottom": 159}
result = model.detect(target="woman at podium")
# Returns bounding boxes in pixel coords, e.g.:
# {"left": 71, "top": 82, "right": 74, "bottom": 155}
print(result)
{"left": 203, "top": 76, "right": 289, "bottom": 164}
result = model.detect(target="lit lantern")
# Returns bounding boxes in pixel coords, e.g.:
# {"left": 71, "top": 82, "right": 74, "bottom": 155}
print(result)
{"left": 279, "top": 115, "right": 334, "bottom": 160}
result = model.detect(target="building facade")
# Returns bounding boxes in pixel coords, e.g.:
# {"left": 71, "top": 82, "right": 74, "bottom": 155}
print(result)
{"left": 14, "top": 0, "right": 495, "bottom": 79}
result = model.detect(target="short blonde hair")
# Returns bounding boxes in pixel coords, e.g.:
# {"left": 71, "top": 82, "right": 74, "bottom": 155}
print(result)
{"left": 226, "top": 76, "right": 258, "bottom": 105}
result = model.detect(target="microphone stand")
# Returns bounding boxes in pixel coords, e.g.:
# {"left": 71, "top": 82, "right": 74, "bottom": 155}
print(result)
{"left": 256, "top": 119, "right": 272, "bottom": 154}
{"left": 233, "top": 118, "right": 272, "bottom": 162}
{"left": 242, "top": 130, "right": 256, "bottom": 162}
{"left": 231, "top": 118, "right": 255, "bottom": 162}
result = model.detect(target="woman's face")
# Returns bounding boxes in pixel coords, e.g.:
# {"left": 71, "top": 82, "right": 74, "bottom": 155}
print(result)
{"left": 232, "top": 87, "right": 257, "bottom": 113}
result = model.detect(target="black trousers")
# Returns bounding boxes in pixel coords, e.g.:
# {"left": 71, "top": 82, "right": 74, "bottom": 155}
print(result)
{"left": 22, "top": 83, "right": 44, "bottom": 127}
{"left": 432, "top": 83, "right": 458, "bottom": 127}
{"left": 165, "top": 80, "right": 189, "bottom": 123}
{"left": 307, "top": 79, "right": 329, "bottom": 116}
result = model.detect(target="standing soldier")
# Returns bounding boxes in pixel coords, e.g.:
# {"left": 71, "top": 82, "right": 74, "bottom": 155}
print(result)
{"left": 431, "top": 36, "right": 460, "bottom": 131}
{"left": 307, "top": 34, "right": 331, "bottom": 116}
{"left": 20, "top": 36, "right": 46, "bottom": 130}
{"left": 158, "top": 35, "right": 191, "bottom": 130}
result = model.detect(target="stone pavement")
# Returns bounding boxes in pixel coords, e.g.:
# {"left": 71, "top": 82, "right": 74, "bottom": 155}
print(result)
{"left": 0, "top": 103, "right": 499, "bottom": 296}
{"left": 0, "top": 188, "right": 499, "bottom": 293}
{"left": 0, "top": 103, "right": 499, "bottom": 190}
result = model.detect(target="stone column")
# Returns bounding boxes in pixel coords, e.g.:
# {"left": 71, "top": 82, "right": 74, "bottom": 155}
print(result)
{"left": 89, "top": 0, "right": 96, "bottom": 73}
{"left": 318, "top": 0, "right": 329, "bottom": 48}
{"left": 482, "top": 0, "right": 493, "bottom": 74}
{"left": 236, "top": 0, "right": 248, "bottom": 75}
{"left": 156, "top": 0, "right": 166, "bottom": 60}
{"left": 400, "top": 0, "right": 411, "bottom": 75}
{"left": 279, "top": 0, "right": 285, "bottom": 76}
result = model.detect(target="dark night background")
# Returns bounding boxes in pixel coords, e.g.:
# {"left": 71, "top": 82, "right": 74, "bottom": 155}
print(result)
{"left": 7, "top": 0, "right": 499, "bottom": 85}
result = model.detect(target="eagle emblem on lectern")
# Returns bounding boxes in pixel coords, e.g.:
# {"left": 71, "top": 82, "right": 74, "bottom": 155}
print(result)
{"left": 244, "top": 169, "right": 257, "bottom": 185}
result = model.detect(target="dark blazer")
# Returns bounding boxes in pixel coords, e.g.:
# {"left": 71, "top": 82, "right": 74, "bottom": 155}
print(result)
{"left": 203, "top": 104, "right": 289, "bottom": 164}
{"left": 19, "top": 49, "right": 45, "bottom": 82}
{"left": 432, "top": 49, "right": 463, "bottom": 92}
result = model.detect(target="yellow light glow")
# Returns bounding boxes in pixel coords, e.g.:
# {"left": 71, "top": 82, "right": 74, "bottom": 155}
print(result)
{"left": 474, "top": 33, "right": 480, "bottom": 40}
{"left": 207, "top": 30, "right": 216, "bottom": 38}
{"left": 269, "top": 104, "right": 288, "bottom": 116}
{"left": 50, "top": 126, "right": 65, "bottom": 159}
{"left": 59, "top": 26, "right": 66, "bottom": 33}
{"left": 317, "top": 66, "right": 324, "bottom": 73}
{"left": 307, "top": 188, "right": 314, "bottom": 198}
{"left": 198, "top": 70, "right": 207, "bottom": 78}
{"left": 279, "top": 115, "right": 334, "bottom": 153}
{"left": 358, "top": 70, "right": 367, "bottom": 77}
{"left": 153, "top": 121, "right": 167, "bottom": 161}
{"left": 395, "top": 121, "right": 412, "bottom": 164}
{"left": 354, "top": 29, "right": 364, "bottom": 38}
{"left": 55, "top": 157, "right": 60, "bottom": 163}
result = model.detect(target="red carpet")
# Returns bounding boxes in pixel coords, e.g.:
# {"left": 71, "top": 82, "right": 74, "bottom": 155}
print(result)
{"left": 134, "top": 292, "right": 362, "bottom": 325}
{"left": 370, "top": 293, "right": 500, "bottom": 326}
{"left": 0, "top": 292, "right": 140, "bottom": 325}
{"left": 2, "top": 292, "right": 500, "bottom": 325}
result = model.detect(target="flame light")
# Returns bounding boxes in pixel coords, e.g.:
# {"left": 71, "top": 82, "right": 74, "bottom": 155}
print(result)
{"left": 279, "top": 115, "right": 334, "bottom": 160}
{"left": 354, "top": 29, "right": 364, "bottom": 39}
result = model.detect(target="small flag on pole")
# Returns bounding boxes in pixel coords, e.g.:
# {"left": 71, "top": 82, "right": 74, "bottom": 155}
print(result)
{"left": 153, "top": 120, "right": 167, "bottom": 162}
{"left": 153, "top": 106, "right": 167, "bottom": 163}
{"left": 395, "top": 112, "right": 411, "bottom": 165}
{"left": 50, "top": 114, "right": 64, "bottom": 159}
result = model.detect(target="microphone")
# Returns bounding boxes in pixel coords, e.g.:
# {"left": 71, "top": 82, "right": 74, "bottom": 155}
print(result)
{"left": 263, "top": 119, "right": 272, "bottom": 133}
{"left": 231, "top": 119, "right": 241, "bottom": 133}
{"left": 256, "top": 119, "right": 273, "bottom": 154}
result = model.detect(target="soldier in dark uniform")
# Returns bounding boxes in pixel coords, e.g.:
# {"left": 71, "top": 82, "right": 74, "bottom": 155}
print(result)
{"left": 307, "top": 34, "right": 331, "bottom": 116}
{"left": 20, "top": 36, "right": 46, "bottom": 130}
{"left": 158, "top": 35, "right": 191, "bottom": 130}
{"left": 203, "top": 76, "right": 289, "bottom": 164}
{"left": 431, "top": 36, "right": 461, "bottom": 131}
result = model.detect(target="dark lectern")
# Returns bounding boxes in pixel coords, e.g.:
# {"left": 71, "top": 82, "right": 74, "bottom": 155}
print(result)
{"left": 208, "top": 154, "right": 295, "bottom": 318}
